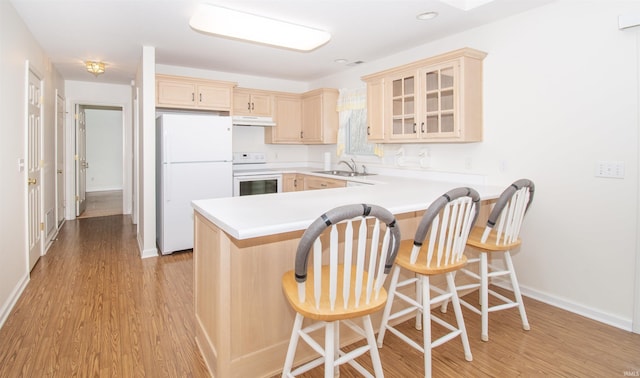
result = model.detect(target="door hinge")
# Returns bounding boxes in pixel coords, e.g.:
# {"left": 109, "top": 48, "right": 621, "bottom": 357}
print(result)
{"left": 74, "top": 154, "right": 79, "bottom": 161}
{"left": 75, "top": 195, "right": 79, "bottom": 201}
{"left": 40, "top": 222, "right": 44, "bottom": 231}
{"left": 74, "top": 113, "right": 78, "bottom": 120}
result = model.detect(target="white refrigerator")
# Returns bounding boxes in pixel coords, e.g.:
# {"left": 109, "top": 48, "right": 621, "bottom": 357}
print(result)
{"left": 156, "top": 113, "right": 232, "bottom": 255}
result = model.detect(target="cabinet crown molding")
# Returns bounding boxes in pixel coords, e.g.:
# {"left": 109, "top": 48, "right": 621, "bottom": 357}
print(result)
{"left": 361, "top": 47, "right": 487, "bottom": 82}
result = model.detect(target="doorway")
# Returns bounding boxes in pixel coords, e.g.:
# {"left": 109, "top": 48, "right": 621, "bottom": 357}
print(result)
{"left": 75, "top": 105, "right": 124, "bottom": 218}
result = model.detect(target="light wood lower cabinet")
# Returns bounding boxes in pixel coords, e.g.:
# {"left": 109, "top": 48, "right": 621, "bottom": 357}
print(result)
{"left": 282, "top": 173, "right": 303, "bottom": 192}
{"left": 283, "top": 173, "right": 346, "bottom": 192}
{"left": 302, "top": 175, "right": 346, "bottom": 190}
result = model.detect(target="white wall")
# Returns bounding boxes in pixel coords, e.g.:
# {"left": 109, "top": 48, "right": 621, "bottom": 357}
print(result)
{"left": 85, "top": 109, "right": 123, "bottom": 192}
{"left": 311, "top": 1, "right": 640, "bottom": 330}
{"left": 64, "top": 81, "right": 133, "bottom": 216}
{"left": 0, "top": 1, "right": 64, "bottom": 327}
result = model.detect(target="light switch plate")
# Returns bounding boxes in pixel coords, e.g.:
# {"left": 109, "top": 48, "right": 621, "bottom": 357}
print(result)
{"left": 595, "top": 160, "right": 624, "bottom": 179}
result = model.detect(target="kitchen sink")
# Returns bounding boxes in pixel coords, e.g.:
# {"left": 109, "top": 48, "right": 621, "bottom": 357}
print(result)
{"left": 313, "top": 170, "right": 376, "bottom": 177}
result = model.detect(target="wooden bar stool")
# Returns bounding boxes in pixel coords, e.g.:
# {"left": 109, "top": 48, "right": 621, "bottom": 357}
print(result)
{"left": 281, "top": 203, "right": 401, "bottom": 378}
{"left": 376, "top": 187, "right": 480, "bottom": 378}
{"left": 449, "top": 179, "right": 534, "bottom": 342}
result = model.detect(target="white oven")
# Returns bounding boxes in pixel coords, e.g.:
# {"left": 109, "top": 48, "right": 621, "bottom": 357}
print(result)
{"left": 232, "top": 152, "right": 282, "bottom": 196}
{"left": 233, "top": 173, "right": 282, "bottom": 196}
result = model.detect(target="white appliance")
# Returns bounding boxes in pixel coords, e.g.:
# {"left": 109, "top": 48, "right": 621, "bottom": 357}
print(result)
{"left": 156, "top": 113, "right": 232, "bottom": 255}
{"left": 232, "top": 152, "right": 282, "bottom": 196}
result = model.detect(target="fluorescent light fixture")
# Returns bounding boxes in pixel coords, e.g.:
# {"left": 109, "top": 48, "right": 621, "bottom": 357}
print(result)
{"left": 439, "top": 0, "right": 495, "bottom": 11}
{"left": 190, "top": 3, "right": 331, "bottom": 51}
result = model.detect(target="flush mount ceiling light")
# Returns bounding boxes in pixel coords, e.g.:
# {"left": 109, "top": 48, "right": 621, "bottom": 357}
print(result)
{"left": 189, "top": 3, "right": 331, "bottom": 51}
{"left": 416, "top": 11, "right": 439, "bottom": 21}
{"left": 85, "top": 61, "right": 105, "bottom": 76}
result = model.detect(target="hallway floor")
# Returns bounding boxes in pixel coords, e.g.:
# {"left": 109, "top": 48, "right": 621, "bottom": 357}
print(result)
{"left": 77, "top": 190, "right": 123, "bottom": 218}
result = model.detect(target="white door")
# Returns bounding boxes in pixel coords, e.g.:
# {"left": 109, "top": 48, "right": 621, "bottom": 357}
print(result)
{"left": 27, "top": 69, "right": 42, "bottom": 271}
{"left": 56, "top": 93, "right": 65, "bottom": 225}
{"left": 75, "top": 104, "right": 87, "bottom": 216}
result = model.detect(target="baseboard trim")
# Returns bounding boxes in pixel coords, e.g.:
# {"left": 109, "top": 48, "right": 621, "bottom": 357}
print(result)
{"left": 495, "top": 282, "right": 633, "bottom": 332}
{"left": 0, "top": 274, "right": 30, "bottom": 329}
{"left": 140, "top": 245, "right": 158, "bottom": 259}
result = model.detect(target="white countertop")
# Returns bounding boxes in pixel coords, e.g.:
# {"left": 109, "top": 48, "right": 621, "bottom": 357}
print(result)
{"left": 193, "top": 170, "right": 504, "bottom": 240}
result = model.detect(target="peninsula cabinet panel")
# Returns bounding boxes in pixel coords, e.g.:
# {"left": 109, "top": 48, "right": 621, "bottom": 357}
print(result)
{"left": 156, "top": 74, "right": 235, "bottom": 111}
{"left": 265, "top": 94, "right": 302, "bottom": 144}
{"left": 233, "top": 88, "right": 273, "bottom": 117}
{"left": 362, "top": 47, "right": 486, "bottom": 143}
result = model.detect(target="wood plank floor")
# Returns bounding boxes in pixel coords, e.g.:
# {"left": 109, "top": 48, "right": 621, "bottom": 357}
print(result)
{"left": 1, "top": 215, "right": 639, "bottom": 377}
{"left": 77, "top": 190, "right": 123, "bottom": 219}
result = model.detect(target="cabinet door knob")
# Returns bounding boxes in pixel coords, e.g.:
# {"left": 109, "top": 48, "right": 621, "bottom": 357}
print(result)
{"left": 367, "top": 126, "right": 370, "bottom": 136}
{"left": 421, "top": 122, "right": 425, "bottom": 133}
{"left": 251, "top": 102, "right": 254, "bottom": 110}
{"left": 28, "top": 178, "right": 37, "bottom": 185}
{"left": 413, "top": 123, "right": 417, "bottom": 133}
{"left": 247, "top": 102, "right": 251, "bottom": 110}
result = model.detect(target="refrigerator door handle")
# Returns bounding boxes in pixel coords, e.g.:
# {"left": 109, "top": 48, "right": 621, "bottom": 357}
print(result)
{"left": 165, "top": 129, "right": 172, "bottom": 202}
{"left": 165, "top": 164, "right": 171, "bottom": 202}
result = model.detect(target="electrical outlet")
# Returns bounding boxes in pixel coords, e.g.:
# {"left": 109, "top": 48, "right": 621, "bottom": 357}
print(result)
{"left": 595, "top": 160, "right": 624, "bottom": 179}
{"left": 464, "top": 156, "right": 472, "bottom": 170}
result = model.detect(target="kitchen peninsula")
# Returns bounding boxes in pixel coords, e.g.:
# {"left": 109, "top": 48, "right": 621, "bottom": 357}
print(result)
{"left": 191, "top": 173, "right": 502, "bottom": 377}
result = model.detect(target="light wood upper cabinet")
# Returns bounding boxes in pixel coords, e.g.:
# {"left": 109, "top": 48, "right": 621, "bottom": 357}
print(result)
{"left": 362, "top": 47, "right": 486, "bottom": 143}
{"left": 265, "top": 93, "right": 302, "bottom": 144}
{"left": 266, "top": 88, "right": 338, "bottom": 145}
{"left": 156, "top": 74, "right": 236, "bottom": 111}
{"left": 233, "top": 88, "right": 273, "bottom": 117}
{"left": 301, "top": 88, "right": 339, "bottom": 144}
{"left": 366, "top": 77, "right": 385, "bottom": 141}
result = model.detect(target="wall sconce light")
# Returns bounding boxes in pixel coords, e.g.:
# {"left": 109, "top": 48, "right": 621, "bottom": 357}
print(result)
{"left": 86, "top": 61, "right": 105, "bottom": 76}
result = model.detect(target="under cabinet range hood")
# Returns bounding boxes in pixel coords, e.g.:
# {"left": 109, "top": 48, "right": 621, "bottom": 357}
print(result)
{"left": 232, "top": 115, "right": 276, "bottom": 127}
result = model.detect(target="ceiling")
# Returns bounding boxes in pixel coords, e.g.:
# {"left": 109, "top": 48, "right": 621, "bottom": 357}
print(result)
{"left": 10, "top": 0, "right": 553, "bottom": 85}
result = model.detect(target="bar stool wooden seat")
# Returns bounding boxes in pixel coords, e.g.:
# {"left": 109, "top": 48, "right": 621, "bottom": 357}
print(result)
{"left": 450, "top": 178, "right": 535, "bottom": 342}
{"left": 282, "top": 203, "right": 401, "bottom": 378}
{"left": 376, "top": 187, "right": 480, "bottom": 378}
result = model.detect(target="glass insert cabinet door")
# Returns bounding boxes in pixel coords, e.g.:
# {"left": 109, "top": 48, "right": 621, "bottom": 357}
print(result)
{"left": 390, "top": 73, "right": 417, "bottom": 139}
{"left": 422, "top": 61, "right": 460, "bottom": 138}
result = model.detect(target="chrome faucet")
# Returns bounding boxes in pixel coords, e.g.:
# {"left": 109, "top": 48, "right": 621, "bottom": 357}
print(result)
{"left": 339, "top": 158, "right": 358, "bottom": 174}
